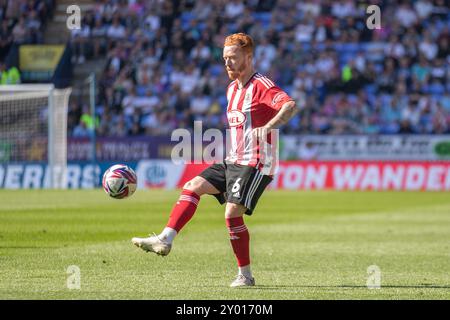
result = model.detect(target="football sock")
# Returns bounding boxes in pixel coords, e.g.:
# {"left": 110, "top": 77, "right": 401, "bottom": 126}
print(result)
{"left": 238, "top": 264, "right": 252, "bottom": 279}
{"left": 226, "top": 216, "right": 251, "bottom": 269}
{"left": 165, "top": 189, "right": 200, "bottom": 237}
{"left": 158, "top": 227, "right": 177, "bottom": 243}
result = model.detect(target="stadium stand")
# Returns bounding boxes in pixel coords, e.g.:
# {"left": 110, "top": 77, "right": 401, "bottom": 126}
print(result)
{"left": 0, "top": 0, "right": 55, "bottom": 51}
{"left": 1, "top": 0, "right": 449, "bottom": 136}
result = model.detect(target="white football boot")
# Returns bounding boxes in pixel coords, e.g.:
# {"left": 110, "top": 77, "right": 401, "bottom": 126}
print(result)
{"left": 131, "top": 234, "right": 172, "bottom": 256}
{"left": 230, "top": 274, "right": 255, "bottom": 288}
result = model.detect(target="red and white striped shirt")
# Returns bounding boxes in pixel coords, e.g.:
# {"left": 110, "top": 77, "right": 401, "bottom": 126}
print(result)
{"left": 225, "top": 72, "right": 293, "bottom": 174}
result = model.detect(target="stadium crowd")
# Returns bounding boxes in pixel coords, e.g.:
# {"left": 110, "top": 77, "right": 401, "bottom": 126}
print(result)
{"left": 52, "top": 0, "right": 450, "bottom": 136}
{"left": 0, "top": 0, "right": 55, "bottom": 84}
{"left": 0, "top": 0, "right": 54, "bottom": 60}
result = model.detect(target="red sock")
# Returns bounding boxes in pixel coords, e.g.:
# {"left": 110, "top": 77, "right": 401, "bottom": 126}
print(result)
{"left": 226, "top": 216, "right": 250, "bottom": 267}
{"left": 166, "top": 189, "right": 200, "bottom": 233}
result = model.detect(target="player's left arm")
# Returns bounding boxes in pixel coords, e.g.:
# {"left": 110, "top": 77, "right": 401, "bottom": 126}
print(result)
{"left": 253, "top": 86, "right": 299, "bottom": 137}
{"left": 263, "top": 100, "right": 298, "bottom": 130}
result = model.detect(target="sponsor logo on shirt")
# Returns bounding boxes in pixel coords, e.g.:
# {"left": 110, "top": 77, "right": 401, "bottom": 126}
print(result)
{"left": 228, "top": 110, "right": 247, "bottom": 127}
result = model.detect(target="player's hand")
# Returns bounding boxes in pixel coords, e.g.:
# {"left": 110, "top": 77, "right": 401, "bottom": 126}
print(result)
{"left": 251, "top": 126, "right": 271, "bottom": 141}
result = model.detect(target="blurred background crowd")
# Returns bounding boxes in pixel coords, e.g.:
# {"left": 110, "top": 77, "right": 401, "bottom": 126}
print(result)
{"left": 1, "top": 0, "right": 449, "bottom": 137}
{"left": 0, "top": 0, "right": 55, "bottom": 84}
{"left": 0, "top": 0, "right": 54, "bottom": 58}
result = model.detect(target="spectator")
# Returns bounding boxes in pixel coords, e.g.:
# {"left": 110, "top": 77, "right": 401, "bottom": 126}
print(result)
{"left": 331, "top": 0, "right": 356, "bottom": 19}
{"left": 80, "top": 105, "right": 99, "bottom": 131}
{"left": 26, "top": 10, "right": 42, "bottom": 43}
{"left": 294, "top": 15, "right": 315, "bottom": 43}
{"left": 0, "top": 20, "right": 12, "bottom": 60}
{"left": 414, "top": 0, "right": 434, "bottom": 20}
{"left": 12, "top": 16, "right": 28, "bottom": 44}
{"left": 190, "top": 88, "right": 212, "bottom": 116}
{"left": 255, "top": 37, "right": 277, "bottom": 66}
{"left": 225, "top": 0, "right": 245, "bottom": 20}
{"left": 107, "top": 16, "right": 126, "bottom": 41}
{"left": 70, "top": 20, "right": 90, "bottom": 64}
{"left": 419, "top": 33, "right": 439, "bottom": 61}
{"left": 0, "top": 63, "right": 21, "bottom": 84}
{"left": 396, "top": 3, "right": 418, "bottom": 28}
{"left": 105, "top": 46, "right": 125, "bottom": 75}
{"left": 91, "top": 18, "right": 107, "bottom": 59}
{"left": 73, "top": 121, "right": 91, "bottom": 137}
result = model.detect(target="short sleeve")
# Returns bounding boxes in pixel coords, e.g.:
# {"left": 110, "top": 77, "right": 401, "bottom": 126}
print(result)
{"left": 262, "top": 86, "right": 294, "bottom": 111}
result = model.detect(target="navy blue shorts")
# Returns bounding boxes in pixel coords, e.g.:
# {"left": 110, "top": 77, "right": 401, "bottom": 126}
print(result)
{"left": 198, "top": 163, "right": 272, "bottom": 215}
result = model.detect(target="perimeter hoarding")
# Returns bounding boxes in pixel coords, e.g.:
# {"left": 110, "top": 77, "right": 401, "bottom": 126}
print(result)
{"left": 1, "top": 161, "right": 450, "bottom": 191}
{"left": 63, "top": 135, "right": 450, "bottom": 163}
{"left": 135, "top": 160, "right": 450, "bottom": 191}
{"left": 282, "top": 135, "right": 450, "bottom": 160}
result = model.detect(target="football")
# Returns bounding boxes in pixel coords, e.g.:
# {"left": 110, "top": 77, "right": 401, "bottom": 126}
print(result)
{"left": 102, "top": 164, "right": 137, "bottom": 199}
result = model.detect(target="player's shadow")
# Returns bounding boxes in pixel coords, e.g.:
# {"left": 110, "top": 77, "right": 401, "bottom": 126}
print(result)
{"left": 0, "top": 246, "right": 61, "bottom": 249}
{"left": 252, "top": 284, "right": 450, "bottom": 290}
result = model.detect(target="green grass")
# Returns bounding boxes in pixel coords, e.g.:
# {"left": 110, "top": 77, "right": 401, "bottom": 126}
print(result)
{"left": 0, "top": 189, "right": 449, "bottom": 299}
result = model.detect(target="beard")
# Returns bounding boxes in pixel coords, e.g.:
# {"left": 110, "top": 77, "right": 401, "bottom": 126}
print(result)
{"left": 226, "top": 60, "right": 246, "bottom": 80}
{"left": 227, "top": 71, "right": 239, "bottom": 80}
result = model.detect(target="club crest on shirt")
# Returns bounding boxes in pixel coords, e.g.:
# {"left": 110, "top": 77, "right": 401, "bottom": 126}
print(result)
{"left": 244, "top": 91, "right": 252, "bottom": 104}
{"left": 228, "top": 110, "right": 247, "bottom": 127}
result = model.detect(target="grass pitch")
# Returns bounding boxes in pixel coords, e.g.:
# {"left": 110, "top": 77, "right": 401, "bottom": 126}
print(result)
{"left": 0, "top": 189, "right": 449, "bottom": 300}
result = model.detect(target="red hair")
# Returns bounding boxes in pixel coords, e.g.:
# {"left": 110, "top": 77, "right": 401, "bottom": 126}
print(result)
{"left": 224, "top": 33, "right": 254, "bottom": 55}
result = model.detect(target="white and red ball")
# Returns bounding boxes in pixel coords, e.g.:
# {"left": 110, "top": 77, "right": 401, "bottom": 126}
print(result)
{"left": 102, "top": 164, "right": 137, "bottom": 199}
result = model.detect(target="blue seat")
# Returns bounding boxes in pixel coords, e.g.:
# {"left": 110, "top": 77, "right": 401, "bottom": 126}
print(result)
{"left": 136, "top": 85, "right": 147, "bottom": 96}
{"left": 252, "top": 12, "right": 272, "bottom": 24}
{"left": 210, "top": 64, "right": 223, "bottom": 77}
